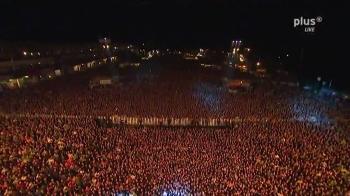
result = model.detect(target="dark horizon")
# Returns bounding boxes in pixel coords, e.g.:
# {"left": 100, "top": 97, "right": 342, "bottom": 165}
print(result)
{"left": 1, "top": 0, "right": 348, "bottom": 89}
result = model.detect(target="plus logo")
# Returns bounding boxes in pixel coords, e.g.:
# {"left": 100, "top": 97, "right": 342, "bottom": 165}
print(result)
{"left": 293, "top": 16, "right": 323, "bottom": 33}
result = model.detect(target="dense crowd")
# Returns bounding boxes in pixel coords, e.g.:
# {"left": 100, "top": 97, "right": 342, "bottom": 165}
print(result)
{"left": 1, "top": 117, "right": 349, "bottom": 195}
{"left": 1, "top": 61, "right": 349, "bottom": 194}
{"left": 0, "top": 65, "right": 341, "bottom": 121}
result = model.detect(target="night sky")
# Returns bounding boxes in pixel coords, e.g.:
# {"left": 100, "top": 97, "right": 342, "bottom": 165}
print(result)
{"left": 0, "top": 0, "right": 348, "bottom": 88}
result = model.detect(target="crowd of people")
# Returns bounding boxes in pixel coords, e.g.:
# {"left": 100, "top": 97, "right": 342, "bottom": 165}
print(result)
{"left": 0, "top": 64, "right": 343, "bottom": 120}
{"left": 1, "top": 117, "right": 349, "bottom": 195}
{"left": 0, "top": 60, "right": 349, "bottom": 194}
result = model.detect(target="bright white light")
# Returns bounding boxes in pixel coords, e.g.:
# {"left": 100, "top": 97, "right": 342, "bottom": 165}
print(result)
{"left": 106, "top": 45, "right": 110, "bottom": 49}
{"left": 37, "top": 52, "right": 40, "bottom": 56}
{"left": 286, "top": 54, "right": 289, "bottom": 57}
{"left": 30, "top": 52, "right": 34, "bottom": 56}
{"left": 23, "top": 51, "right": 27, "bottom": 56}
{"left": 256, "top": 62, "right": 260, "bottom": 66}
{"left": 102, "top": 45, "right": 106, "bottom": 49}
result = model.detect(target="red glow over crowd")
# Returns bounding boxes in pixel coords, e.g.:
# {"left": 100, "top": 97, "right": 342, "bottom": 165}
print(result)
{"left": 1, "top": 62, "right": 349, "bottom": 195}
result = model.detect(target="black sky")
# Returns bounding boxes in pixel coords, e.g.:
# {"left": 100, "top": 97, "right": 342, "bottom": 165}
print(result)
{"left": 0, "top": 0, "right": 345, "bottom": 45}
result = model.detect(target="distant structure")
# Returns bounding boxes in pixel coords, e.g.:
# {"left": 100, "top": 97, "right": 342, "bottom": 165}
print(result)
{"left": 225, "top": 40, "right": 243, "bottom": 79}
{"left": 98, "top": 37, "right": 112, "bottom": 57}
{"left": 98, "top": 37, "right": 118, "bottom": 80}
{"left": 227, "top": 40, "right": 242, "bottom": 65}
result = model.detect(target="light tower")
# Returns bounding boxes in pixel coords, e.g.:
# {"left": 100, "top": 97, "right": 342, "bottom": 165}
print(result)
{"left": 98, "top": 37, "right": 112, "bottom": 57}
{"left": 225, "top": 40, "right": 242, "bottom": 80}
{"left": 99, "top": 37, "right": 118, "bottom": 80}
{"left": 227, "top": 40, "right": 242, "bottom": 66}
